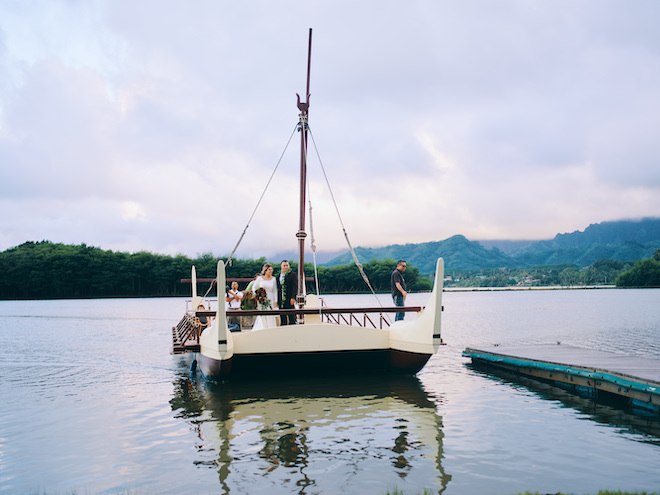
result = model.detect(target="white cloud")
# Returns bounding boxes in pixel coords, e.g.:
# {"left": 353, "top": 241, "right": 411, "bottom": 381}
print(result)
{"left": 1, "top": 0, "right": 659, "bottom": 258}
{"left": 121, "top": 200, "right": 146, "bottom": 222}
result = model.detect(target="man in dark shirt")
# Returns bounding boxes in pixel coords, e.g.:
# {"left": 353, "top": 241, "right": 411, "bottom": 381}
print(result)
{"left": 277, "top": 260, "right": 298, "bottom": 325}
{"left": 390, "top": 260, "right": 408, "bottom": 321}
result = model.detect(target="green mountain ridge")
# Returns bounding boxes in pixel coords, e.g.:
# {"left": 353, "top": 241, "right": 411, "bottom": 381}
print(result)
{"left": 324, "top": 218, "right": 660, "bottom": 273}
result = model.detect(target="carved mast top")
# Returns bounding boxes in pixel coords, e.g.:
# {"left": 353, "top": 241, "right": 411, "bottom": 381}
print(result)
{"left": 296, "top": 28, "right": 312, "bottom": 313}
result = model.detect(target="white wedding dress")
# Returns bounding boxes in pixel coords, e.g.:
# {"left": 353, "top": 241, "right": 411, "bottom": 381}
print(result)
{"left": 251, "top": 276, "right": 278, "bottom": 331}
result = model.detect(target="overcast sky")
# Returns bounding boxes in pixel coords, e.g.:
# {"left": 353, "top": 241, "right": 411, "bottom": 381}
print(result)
{"left": 1, "top": 0, "right": 659, "bottom": 259}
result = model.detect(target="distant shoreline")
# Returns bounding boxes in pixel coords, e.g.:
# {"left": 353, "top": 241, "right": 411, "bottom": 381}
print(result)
{"left": 0, "top": 285, "right": 623, "bottom": 301}
{"left": 444, "top": 284, "right": 618, "bottom": 292}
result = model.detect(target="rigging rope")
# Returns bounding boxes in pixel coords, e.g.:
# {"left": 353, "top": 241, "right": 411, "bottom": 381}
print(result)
{"left": 201, "top": 278, "right": 217, "bottom": 301}
{"left": 306, "top": 179, "right": 323, "bottom": 317}
{"left": 307, "top": 127, "right": 385, "bottom": 309}
{"left": 226, "top": 123, "right": 299, "bottom": 266}
{"left": 224, "top": 119, "right": 389, "bottom": 320}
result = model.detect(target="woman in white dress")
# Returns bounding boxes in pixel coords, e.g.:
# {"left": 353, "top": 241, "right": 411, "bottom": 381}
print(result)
{"left": 251, "top": 263, "right": 278, "bottom": 330}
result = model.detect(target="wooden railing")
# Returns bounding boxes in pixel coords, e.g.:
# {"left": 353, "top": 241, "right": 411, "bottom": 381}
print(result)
{"left": 197, "top": 306, "right": 424, "bottom": 330}
{"left": 171, "top": 313, "right": 201, "bottom": 354}
{"left": 173, "top": 305, "right": 431, "bottom": 354}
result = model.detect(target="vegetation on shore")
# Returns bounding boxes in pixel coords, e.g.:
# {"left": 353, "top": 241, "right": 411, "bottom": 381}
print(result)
{"left": 444, "top": 258, "right": 633, "bottom": 288}
{"left": 2, "top": 241, "right": 658, "bottom": 300}
{"left": 0, "top": 241, "right": 430, "bottom": 299}
{"left": 427, "top": 249, "right": 660, "bottom": 289}
{"left": 615, "top": 249, "right": 660, "bottom": 288}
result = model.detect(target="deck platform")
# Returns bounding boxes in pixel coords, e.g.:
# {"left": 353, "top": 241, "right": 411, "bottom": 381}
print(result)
{"left": 463, "top": 344, "right": 660, "bottom": 413}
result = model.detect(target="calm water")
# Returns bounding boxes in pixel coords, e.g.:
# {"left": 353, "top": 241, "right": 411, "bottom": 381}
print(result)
{"left": 1, "top": 289, "right": 660, "bottom": 494}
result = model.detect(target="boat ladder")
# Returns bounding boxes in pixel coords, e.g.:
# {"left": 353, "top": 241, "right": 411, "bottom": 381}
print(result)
{"left": 171, "top": 313, "right": 201, "bottom": 354}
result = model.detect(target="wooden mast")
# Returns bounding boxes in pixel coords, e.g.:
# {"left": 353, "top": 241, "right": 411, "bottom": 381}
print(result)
{"left": 296, "top": 28, "right": 312, "bottom": 312}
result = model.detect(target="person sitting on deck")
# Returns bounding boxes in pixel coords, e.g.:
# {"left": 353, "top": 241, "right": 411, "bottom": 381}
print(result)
{"left": 195, "top": 303, "right": 212, "bottom": 332}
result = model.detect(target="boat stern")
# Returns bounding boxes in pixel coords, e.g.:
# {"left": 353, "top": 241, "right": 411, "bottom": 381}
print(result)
{"left": 389, "top": 258, "right": 444, "bottom": 356}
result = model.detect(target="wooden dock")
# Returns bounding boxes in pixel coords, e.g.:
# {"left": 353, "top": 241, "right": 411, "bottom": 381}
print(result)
{"left": 463, "top": 344, "right": 660, "bottom": 414}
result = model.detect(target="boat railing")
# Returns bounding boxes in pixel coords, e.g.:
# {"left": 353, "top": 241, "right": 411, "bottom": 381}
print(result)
{"left": 171, "top": 313, "right": 202, "bottom": 354}
{"left": 196, "top": 306, "right": 423, "bottom": 331}
{"left": 324, "top": 311, "right": 385, "bottom": 329}
{"left": 173, "top": 305, "right": 427, "bottom": 354}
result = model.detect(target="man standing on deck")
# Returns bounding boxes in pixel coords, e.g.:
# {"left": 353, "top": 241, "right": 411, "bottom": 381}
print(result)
{"left": 391, "top": 260, "right": 408, "bottom": 321}
{"left": 226, "top": 281, "right": 243, "bottom": 309}
{"left": 225, "top": 281, "right": 243, "bottom": 328}
{"left": 278, "top": 260, "right": 297, "bottom": 325}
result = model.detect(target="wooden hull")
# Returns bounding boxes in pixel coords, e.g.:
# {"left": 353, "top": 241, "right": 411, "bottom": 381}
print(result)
{"left": 197, "top": 347, "right": 431, "bottom": 380}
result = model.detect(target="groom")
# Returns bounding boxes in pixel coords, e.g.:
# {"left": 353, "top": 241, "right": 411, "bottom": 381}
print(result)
{"left": 277, "top": 260, "right": 298, "bottom": 325}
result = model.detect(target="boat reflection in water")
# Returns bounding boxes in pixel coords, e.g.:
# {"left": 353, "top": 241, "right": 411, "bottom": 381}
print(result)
{"left": 171, "top": 373, "right": 451, "bottom": 493}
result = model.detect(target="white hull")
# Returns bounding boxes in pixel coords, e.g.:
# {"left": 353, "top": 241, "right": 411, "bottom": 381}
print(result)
{"left": 196, "top": 258, "right": 444, "bottom": 379}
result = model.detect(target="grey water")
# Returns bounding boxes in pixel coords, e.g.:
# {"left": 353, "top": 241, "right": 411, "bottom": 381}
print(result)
{"left": 1, "top": 289, "right": 659, "bottom": 494}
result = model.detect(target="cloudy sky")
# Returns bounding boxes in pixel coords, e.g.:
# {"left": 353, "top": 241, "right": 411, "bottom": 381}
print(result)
{"left": 1, "top": 0, "right": 659, "bottom": 259}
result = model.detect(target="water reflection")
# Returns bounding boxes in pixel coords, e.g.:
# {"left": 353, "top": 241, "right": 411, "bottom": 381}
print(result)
{"left": 467, "top": 363, "right": 660, "bottom": 443}
{"left": 171, "top": 373, "right": 451, "bottom": 494}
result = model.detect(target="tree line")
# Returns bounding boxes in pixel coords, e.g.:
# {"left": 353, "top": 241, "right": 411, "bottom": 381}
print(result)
{"left": 444, "top": 252, "right": 660, "bottom": 289}
{"left": 444, "top": 259, "right": 636, "bottom": 288}
{"left": 0, "top": 241, "right": 431, "bottom": 300}
{"left": 5, "top": 241, "right": 653, "bottom": 300}
{"left": 615, "top": 249, "right": 660, "bottom": 288}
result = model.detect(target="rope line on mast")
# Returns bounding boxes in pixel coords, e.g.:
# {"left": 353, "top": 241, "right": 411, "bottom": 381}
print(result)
{"left": 306, "top": 185, "right": 323, "bottom": 318}
{"left": 226, "top": 123, "right": 299, "bottom": 265}
{"left": 307, "top": 127, "right": 385, "bottom": 310}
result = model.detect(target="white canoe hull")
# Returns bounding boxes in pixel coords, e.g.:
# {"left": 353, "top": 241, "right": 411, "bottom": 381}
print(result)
{"left": 196, "top": 258, "right": 444, "bottom": 380}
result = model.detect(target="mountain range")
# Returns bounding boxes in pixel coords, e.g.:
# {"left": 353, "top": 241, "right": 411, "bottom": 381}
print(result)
{"left": 322, "top": 218, "right": 660, "bottom": 273}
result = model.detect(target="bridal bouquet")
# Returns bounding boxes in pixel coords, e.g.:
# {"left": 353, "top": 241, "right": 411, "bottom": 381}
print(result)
{"left": 255, "top": 288, "right": 271, "bottom": 309}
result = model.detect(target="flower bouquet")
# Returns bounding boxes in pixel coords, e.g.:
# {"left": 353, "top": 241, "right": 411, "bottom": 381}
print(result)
{"left": 255, "top": 287, "right": 271, "bottom": 310}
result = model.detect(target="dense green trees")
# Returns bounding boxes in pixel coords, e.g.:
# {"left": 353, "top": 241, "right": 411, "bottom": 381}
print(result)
{"left": 615, "top": 250, "right": 660, "bottom": 288}
{"left": 0, "top": 241, "right": 188, "bottom": 299}
{"left": 444, "top": 259, "right": 634, "bottom": 288}
{"left": 4, "top": 240, "right": 651, "bottom": 299}
{"left": 0, "top": 242, "right": 431, "bottom": 299}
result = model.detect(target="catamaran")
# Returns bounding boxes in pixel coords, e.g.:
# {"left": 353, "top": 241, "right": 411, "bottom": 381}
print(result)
{"left": 172, "top": 29, "right": 445, "bottom": 379}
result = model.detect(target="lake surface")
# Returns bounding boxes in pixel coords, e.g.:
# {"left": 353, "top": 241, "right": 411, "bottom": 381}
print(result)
{"left": 1, "top": 289, "right": 660, "bottom": 494}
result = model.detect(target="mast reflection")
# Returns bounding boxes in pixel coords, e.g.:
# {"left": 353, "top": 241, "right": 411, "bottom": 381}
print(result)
{"left": 171, "top": 374, "right": 451, "bottom": 493}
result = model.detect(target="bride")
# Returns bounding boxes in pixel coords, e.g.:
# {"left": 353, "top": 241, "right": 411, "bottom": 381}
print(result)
{"left": 251, "top": 263, "right": 278, "bottom": 330}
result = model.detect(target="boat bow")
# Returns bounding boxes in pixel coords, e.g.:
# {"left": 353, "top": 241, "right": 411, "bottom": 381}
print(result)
{"left": 199, "top": 260, "right": 234, "bottom": 364}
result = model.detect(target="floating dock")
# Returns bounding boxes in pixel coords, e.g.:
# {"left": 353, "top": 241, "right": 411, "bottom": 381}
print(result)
{"left": 462, "top": 344, "right": 660, "bottom": 414}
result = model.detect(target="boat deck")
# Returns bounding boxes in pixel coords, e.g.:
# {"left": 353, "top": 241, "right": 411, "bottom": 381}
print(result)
{"left": 171, "top": 305, "right": 427, "bottom": 355}
{"left": 462, "top": 344, "right": 660, "bottom": 413}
